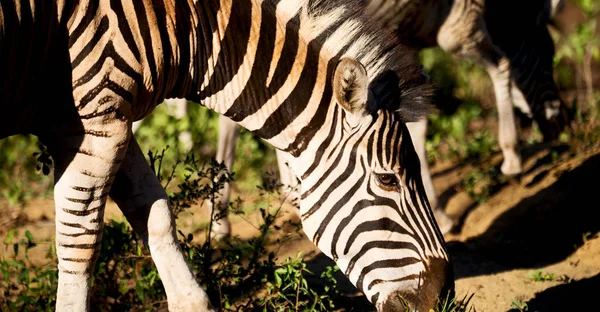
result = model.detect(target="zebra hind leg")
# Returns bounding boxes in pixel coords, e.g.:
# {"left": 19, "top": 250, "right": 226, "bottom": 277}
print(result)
{"left": 110, "top": 138, "right": 215, "bottom": 311}
{"left": 437, "top": 3, "right": 522, "bottom": 177}
{"left": 209, "top": 115, "right": 242, "bottom": 240}
{"left": 50, "top": 116, "right": 130, "bottom": 311}
{"left": 482, "top": 48, "right": 523, "bottom": 177}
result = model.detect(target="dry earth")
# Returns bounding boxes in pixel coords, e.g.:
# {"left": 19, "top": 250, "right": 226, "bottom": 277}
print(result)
{"left": 1, "top": 143, "right": 599, "bottom": 312}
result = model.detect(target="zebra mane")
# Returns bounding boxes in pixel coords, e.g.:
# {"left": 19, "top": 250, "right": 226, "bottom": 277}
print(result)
{"left": 286, "top": 0, "right": 435, "bottom": 122}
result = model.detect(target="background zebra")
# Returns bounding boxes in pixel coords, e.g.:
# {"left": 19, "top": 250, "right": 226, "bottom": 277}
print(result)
{"left": 142, "top": 0, "right": 570, "bottom": 236}
{"left": 364, "top": 0, "right": 570, "bottom": 231}
{"left": 0, "top": 0, "right": 453, "bottom": 311}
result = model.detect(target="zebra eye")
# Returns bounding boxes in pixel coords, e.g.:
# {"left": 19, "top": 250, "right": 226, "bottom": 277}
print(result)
{"left": 375, "top": 173, "right": 399, "bottom": 190}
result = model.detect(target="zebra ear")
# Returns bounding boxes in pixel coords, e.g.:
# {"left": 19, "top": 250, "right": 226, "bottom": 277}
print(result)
{"left": 333, "top": 58, "right": 369, "bottom": 124}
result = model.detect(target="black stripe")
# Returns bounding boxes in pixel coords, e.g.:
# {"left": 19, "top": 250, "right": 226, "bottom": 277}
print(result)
{"left": 346, "top": 241, "right": 420, "bottom": 280}
{"left": 110, "top": 0, "right": 141, "bottom": 60}
{"left": 77, "top": 76, "right": 134, "bottom": 109}
{"left": 58, "top": 231, "right": 100, "bottom": 238}
{"left": 68, "top": 0, "right": 101, "bottom": 48}
{"left": 390, "top": 121, "right": 403, "bottom": 169}
{"left": 366, "top": 131, "right": 376, "bottom": 166}
{"left": 59, "top": 243, "right": 100, "bottom": 250}
{"left": 71, "top": 186, "right": 94, "bottom": 192}
{"left": 60, "top": 257, "right": 91, "bottom": 263}
{"left": 356, "top": 258, "right": 421, "bottom": 292}
{"left": 343, "top": 218, "right": 415, "bottom": 258}
{"left": 300, "top": 106, "right": 339, "bottom": 180}
{"left": 192, "top": 0, "right": 220, "bottom": 91}
{"left": 371, "top": 293, "right": 380, "bottom": 307}
{"left": 311, "top": 160, "right": 367, "bottom": 245}
{"left": 71, "top": 15, "right": 109, "bottom": 69}
{"left": 79, "top": 106, "right": 118, "bottom": 119}
{"left": 62, "top": 270, "right": 86, "bottom": 275}
{"left": 63, "top": 206, "right": 101, "bottom": 216}
{"left": 266, "top": 13, "right": 300, "bottom": 92}
{"left": 375, "top": 111, "right": 388, "bottom": 168}
{"left": 65, "top": 193, "right": 108, "bottom": 205}
{"left": 403, "top": 190, "right": 432, "bottom": 252}
{"left": 132, "top": 0, "right": 158, "bottom": 103}
{"left": 80, "top": 170, "right": 105, "bottom": 178}
{"left": 198, "top": 0, "right": 252, "bottom": 100}
{"left": 60, "top": 222, "right": 99, "bottom": 232}
{"left": 223, "top": 1, "right": 278, "bottom": 121}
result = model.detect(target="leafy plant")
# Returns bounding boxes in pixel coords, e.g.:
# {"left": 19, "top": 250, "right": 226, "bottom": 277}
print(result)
{"left": 511, "top": 299, "right": 529, "bottom": 312}
{"left": 527, "top": 269, "right": 556, "bottom": 282}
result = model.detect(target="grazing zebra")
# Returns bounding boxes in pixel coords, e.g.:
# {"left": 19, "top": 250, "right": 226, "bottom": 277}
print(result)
{"left": 0, "top": 0, "right": 453, "bottom": 311}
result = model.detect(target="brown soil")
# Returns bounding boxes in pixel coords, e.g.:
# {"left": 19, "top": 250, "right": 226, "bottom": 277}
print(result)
{"left": 2, "top": 143, "right": 600, "bottom": 312}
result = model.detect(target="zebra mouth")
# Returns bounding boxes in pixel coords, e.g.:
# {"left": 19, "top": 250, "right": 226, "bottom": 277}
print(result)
{"left": 377, "top": 257, "right": 455, "bottom": 312}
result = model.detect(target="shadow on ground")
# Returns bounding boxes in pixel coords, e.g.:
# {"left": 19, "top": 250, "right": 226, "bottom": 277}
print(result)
{"left": 521, "top": 273, "right": 600, "bottom": 311}
{"left": 449, "top": 153, "right": 600, "bottom": 279}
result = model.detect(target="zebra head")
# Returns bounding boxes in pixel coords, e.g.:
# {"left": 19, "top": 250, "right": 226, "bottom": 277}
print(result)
{"left": 510, "top": 23, "right": 569, "bottom": 142}
{"left": 294, "top": 58, "right": 454, "bottom": 311}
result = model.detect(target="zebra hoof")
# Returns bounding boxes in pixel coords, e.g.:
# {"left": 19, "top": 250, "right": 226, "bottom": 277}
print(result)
{"left": 433, "top": 209, "right": 454, "bottom": 235}
{"left": 505, "top": 173, "right": 522, "bottom": 185}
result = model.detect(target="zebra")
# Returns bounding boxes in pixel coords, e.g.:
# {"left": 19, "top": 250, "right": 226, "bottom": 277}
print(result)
{"left": 173, "top": 0, "right": 570, "bottom": 237}
{"left": 0, "top": 0, "right": 453, "bottom": 311}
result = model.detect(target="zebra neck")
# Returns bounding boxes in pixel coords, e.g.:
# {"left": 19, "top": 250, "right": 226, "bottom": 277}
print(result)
{"left": 175, "top": 0, "right": 338, "bottom": 153}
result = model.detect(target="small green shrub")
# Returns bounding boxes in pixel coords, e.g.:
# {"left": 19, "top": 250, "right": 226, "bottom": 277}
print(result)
{"left": 511, "top": 299, "right": 529, "bottom": 312}
{"left": 527, "top": 270, "right": 556, "bottom": 282}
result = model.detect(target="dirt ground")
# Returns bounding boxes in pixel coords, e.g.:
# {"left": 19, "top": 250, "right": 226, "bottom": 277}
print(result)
{"left": 2, "top": 142, "right": 600, "bottom": 312}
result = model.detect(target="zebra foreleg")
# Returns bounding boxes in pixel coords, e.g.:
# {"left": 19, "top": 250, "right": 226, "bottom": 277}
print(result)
{"left": 50, "top": 117, "right": 130, "bottom": 311}
{"left": 110, "top": 138, "right": 215, "bottom": 312}
{"left": 406, "top": 119, "right": 454, "bottom": 234}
